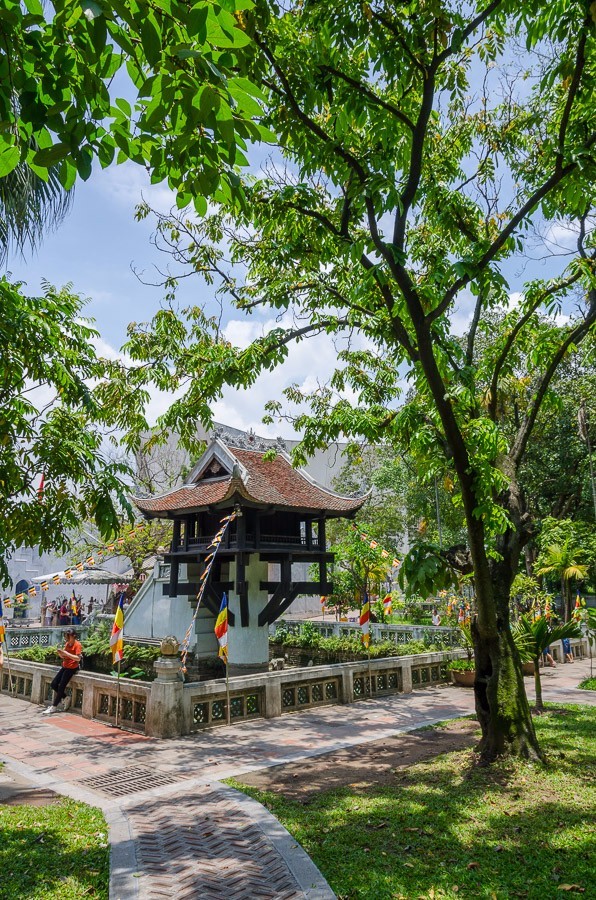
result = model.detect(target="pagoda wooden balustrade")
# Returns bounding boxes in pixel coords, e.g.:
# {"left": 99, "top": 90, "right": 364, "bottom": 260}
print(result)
{"left": 175, "top": 533, "right": 320, "bottom": 551}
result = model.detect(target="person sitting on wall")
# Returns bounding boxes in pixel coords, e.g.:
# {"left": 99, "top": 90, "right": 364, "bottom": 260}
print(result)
{"left": 42, "top": 628, "right": 82, "bottom": 715}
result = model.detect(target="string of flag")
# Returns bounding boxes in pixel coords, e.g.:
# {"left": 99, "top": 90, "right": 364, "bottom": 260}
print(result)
{"left": 0, "top": 522, "right": 150, "bottom": 608}
{"left": 351, "top": 525, "right": 401, "bottom": 569}
{"left": 179, "top": 511, "right": 237, "bottom": 674}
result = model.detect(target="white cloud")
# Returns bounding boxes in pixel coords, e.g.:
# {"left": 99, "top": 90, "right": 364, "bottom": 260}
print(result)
{"left": 99, "top": 161, "right": 176, "bottom": 215}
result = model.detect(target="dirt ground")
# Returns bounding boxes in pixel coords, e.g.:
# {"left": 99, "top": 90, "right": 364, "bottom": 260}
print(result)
{"left": 238, "top": 718, "right": 479, "bottom": 800}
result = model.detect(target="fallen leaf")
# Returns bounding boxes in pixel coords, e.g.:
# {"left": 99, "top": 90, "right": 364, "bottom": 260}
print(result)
{"left": 403, "top": 862, "right": 415, "bottom": 868}
{"left": 495, "top": 845, "right": 504, "bottom": 852}
{"left": 467, "top": 862, "right": 480, "bottom": 869}
{"left": 558, "top": 886, "right": 585, "bottom": 893}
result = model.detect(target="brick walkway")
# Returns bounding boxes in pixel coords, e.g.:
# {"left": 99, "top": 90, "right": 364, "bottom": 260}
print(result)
{"left": 0, "top": 659, "right": 593, "bottom": 899}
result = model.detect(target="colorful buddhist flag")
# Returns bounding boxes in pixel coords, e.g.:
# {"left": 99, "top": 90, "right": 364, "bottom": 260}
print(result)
{"left": 107, "top": 543, "right": 115, "bottom": 552}
{"left": 383, "top": 594, "right": 392, "bottom": 615}
{"left": 86, "top": 556, "right": 95, "bottom": 566}
{"left": 136, "top": 522, "right": 145, "bottom": 531}
{"left": 369, "top": 540, "right": 378, "bottom": 549}
{"left": 117, "top": 537, "right": 125, "bottom": 545}
{"left": 0, "top": 624, "right": 4, "bottom": 644}
{"left": 75, "top": 562, "right": 84, "bottom": 572}
{"left": 360, "top": 593, "right": 371, "bottom": 648}
{"left": 37, "top": 472, "right": 45, "bottom": 500}
{"left": 381, "top": 549, "right": 389, "bottom": 558}
{"left": 52, "top": 575, "right": 61, "bottom": 585}
{"left": 110, "top": 595, "right": 125, "bottom": 664}
{"left": 65, "top": 568, "right": 73, "bottom": 579}
{"left": 15, "top": 593, "right": 25, "bottom": 603}
{"left": 392, "top": 558, "right": 400, "bottom": 568}
{"left": 40, "top": 581, "right": 49, "bottom": 592}
{"left": 28, "top": 586, "right": 37, "bottom": 597}
{"left": 214, "top": 593, "right": 229, "bottom": 663}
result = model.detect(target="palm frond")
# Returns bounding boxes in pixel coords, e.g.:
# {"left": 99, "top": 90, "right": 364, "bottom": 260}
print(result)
{"left": 0, "top": 162, "right": 74, "bottom": 264}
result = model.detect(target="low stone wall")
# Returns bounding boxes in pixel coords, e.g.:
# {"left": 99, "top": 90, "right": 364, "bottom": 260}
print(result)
{"left": 182, "top": 649, "right": 465, "bottom": 731}
{"left": 0, "top": 649, "right": 465, "bottom": 737}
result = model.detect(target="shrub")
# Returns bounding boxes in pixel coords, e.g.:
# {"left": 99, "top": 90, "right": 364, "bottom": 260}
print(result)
{"left": 448, "top": 658, "right": 476, "bottom": 672}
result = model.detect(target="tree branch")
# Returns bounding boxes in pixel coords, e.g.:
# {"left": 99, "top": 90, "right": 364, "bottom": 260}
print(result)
{"left": 511, "top": 293, "right": 596, "bottom": 466}
{"left": 320, "top": 65, "right": 415, "bottom": 131}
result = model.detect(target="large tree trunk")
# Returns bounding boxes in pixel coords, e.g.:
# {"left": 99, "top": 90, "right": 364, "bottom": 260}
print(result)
{"left": 472, "top": 554, "right": 541, "bottom": 761}
{"left": 467, "top": 470, "right": 542, "bottom": 762}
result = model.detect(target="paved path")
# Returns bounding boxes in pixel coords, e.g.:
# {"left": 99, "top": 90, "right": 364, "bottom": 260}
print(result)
{"left": 0, "top": 659, "right": 593, "bottom": 899}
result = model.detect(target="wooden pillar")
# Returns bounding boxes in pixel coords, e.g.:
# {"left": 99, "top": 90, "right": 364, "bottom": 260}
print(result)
{"left": 318, "top": 518, "right": 327, "bottom": 586}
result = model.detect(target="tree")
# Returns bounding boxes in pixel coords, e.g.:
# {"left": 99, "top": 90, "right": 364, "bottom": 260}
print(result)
{"left": 0, "top": 278, "right": 133, "bottom": 586}
{"left": 1, "top": 0, "right": 264, "bottom": 206}
{"left": 77, "top": 519, "right": 173, "bottom": 591}
{"left": 108, "top": 1, "right": 596, "bottom": 761}
{"left": 536, "top": 539, "right": 590, "bottom": 622}
{"left": 513, "top": 615, "right": 581, "bottom": 712}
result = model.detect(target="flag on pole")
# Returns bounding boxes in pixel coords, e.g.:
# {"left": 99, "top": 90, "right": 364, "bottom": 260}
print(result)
{"left": 383, "top": 594, "right": 392, "bottom": 616}
{"left": 214, "top": 593, "right": 229, "bottom": 662}
{"left": 110, "top": 595, "right": 125, "bottom": 664}
{"left": 360, "top": 593, "right": 371, "bottom": 648}
{"left": 37, "top": 472, "right": 45, "bottom": 500}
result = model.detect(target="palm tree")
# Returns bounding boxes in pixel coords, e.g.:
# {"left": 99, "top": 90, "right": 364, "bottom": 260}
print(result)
{"left": 513, "top": 615, "right": 581, "bottom": 712}
{"left": 0, "top": 161, "right": 73, "bottom": 265}
{"left": 536, "top": 541, "right": 589, "bottom": 621}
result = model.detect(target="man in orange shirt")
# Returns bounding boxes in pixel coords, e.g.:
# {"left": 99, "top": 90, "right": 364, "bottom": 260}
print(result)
{"left": 42, "top": 628, "right": 82, "bottom": 715}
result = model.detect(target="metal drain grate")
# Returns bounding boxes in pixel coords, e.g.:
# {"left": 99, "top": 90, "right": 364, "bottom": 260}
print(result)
{"left": 79, "top": 766, "right": 185, "bottom": 797}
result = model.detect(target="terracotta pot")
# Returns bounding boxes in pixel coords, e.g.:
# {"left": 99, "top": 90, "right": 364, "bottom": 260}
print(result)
{"left": 522, "top": 662, "right": 535, "bottom": 676}
{"left": 450, "top": 668, "right": 475, "bottom": 687}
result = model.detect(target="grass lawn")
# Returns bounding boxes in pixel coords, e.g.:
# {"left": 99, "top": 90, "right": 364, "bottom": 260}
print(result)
{"left": 229, "top": 705, "right": 595, "bottom": 899}
{"left": 578, "top": 677, "right": 596, "bottom": 690}
{"left": 0, "top": 798, "right": 109, "bottom": 898}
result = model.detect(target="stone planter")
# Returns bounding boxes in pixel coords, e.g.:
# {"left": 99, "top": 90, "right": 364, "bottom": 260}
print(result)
{"left": 522, "top": 662, "right": 535, "bottom": 676}
{"left": 450, "top": 668, "right": 475, "bottom": 687}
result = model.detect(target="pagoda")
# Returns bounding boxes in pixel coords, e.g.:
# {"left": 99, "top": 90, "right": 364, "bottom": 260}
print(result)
{"left": 134, "top": 433, "right": 366, "bottom": 673}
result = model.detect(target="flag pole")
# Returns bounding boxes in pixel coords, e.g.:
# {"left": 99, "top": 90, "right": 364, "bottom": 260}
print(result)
{"left": 1, "top": 632, "right": 16, "bottom": 696}
{"left": 225, "top": 656, "right": 231, "bottom": 727}
{"left": 115, "top": 659, "right": 121, "bottom": 728}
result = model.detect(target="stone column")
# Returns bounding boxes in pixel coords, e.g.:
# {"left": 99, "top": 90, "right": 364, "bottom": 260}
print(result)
{"left": 228, "top": 554, "right": 270, "bottom": 675}
{"left": 147, "top": 637, "right": 184, "bottom": 738}
{"left": 401, "top": 661, "right": 413, "bottom": 693}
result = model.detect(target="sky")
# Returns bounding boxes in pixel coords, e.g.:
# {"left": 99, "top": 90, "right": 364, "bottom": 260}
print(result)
{"left": 6, "top": 157, "right": 350, "bottom": 438}
{"left": 4, "top": 145, "right": 580, "bottom": 445}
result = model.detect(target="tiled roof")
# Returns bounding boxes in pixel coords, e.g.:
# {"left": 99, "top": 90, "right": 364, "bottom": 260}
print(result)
{"left": 134, "top": 444, "right": 365, "bottom": 516}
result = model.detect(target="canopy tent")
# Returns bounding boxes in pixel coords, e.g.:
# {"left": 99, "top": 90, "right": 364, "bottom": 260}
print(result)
{"left": 33, "top": 568, "right": 133, "bottom": 585}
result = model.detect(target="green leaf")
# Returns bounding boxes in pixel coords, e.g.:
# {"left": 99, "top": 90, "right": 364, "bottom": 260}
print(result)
{"left": 0, "top": 143, "right": 20, "bottom": 177}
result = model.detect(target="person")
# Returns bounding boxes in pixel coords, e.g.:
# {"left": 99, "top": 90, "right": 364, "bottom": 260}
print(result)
{"left": 59, "top": 598, "right": 69, "bottom": 625}
{"left": 542, "top": 645, "right": 556, "bottom": 668}
{"left": 457, "top": 606, "right": 465, "bottom": 626}
{"left": 561, "top": 637, "right": 574, "bottom": 663}
{"left": 72, "top": 596, "right": 82, "bottom": 625}
{"left": 45, "top": 599, "right": 56, "bottom": 627}
{"left": 42, "top": 628, "right": 82, "bottom": 715}
{"left": 432, "top": 608, "right": 441, "bottom": 626}
{"left": 87, "top": 597, "right": 94, "bottom": 616}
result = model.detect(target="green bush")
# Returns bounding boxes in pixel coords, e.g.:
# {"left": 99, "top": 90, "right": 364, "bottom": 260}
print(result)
{"left": 448, "top": 658, "right": 475, "bottom": 671}
{"left": 271, "top": 629, "right": 445, "bottom": 660}
{"left": 12, "top": 645, "right": 59, "bottom": 663}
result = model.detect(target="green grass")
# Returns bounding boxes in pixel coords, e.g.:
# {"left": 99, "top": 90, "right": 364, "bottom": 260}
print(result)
{"left": 228, "top": 706, "right": 596, "bottom": 899}
{"left": 578, "top": 677, "right": 596, "bottom": 691}
{"left": 0, "top": 798, "right": 109, "bottom": 898}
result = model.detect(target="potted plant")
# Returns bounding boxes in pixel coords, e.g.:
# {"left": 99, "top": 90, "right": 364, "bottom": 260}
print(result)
{"left": 448, "top": 657, "right": 476, "bottom": 686}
